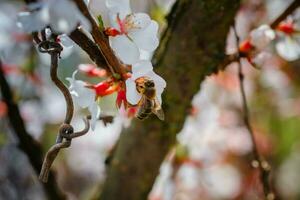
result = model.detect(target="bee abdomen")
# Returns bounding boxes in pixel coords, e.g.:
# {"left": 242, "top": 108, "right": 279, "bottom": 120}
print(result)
{"left": 136, "top": 99, "right": 153, "bottom": 120}
{"left": 137, "top": 107, "right": 152, "bottom": 120}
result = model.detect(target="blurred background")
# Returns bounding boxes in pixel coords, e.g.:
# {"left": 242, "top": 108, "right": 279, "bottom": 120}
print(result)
{"left": 1, "top": 0, "right": 300, "bottom": 199}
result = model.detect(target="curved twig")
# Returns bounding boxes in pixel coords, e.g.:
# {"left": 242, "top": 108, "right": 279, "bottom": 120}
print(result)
{"left": 39, "top": 140, "right": 72, "bottom": 182}
{"left": 61, "top": 117, "right": 90, "bottom": 139}
{"left": 49, "top": 45, "right": 74, "bottom": 124}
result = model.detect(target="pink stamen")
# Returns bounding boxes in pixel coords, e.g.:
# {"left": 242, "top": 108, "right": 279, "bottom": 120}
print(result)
{"left": 117, "top": 13, "right": 127, "bottom": 34}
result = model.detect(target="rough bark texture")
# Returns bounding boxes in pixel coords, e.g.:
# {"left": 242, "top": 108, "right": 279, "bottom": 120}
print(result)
{"left": 100, "top": 0, "right": 240, "bottom": 199}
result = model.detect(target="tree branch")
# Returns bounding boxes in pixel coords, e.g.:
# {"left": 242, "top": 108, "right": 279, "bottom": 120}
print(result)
{"left": 270, "top": 0, "right": 300, "bottom": 29}
{"left": 233, "top": 26, "right": 274, "bottom": 200}
{"left": 0, "top": 60, "right": 66, "bottom": 200}
{"left": 69, "top": 29, "right": 109, "bottom": 72}
{"left": 100, "top": 0, "right": 240, "bottom": 199}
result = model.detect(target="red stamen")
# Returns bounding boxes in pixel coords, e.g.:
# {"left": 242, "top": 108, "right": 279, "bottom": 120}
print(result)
{"left": 239, "top": 39, "right": 253, "bottom": 54}
{"left": 116, "top": 14, "right": 126, "bottom": 34}
{"left": 116, "top": 89, "right": 127, "bottom": 108}
{"left": 127, "top": 107, "right": 137, "bottom": 118}
{"left": 79, "top": 64, "right": 107, "bottom": 77}
{"left": 92, "top": 81, "right": 120, "bottom": 97}
{"left": 104, "top": 27, "right": 121, "bottom": 37}
{"left": 277, "top": 22, "right": 295, "bottom": 35}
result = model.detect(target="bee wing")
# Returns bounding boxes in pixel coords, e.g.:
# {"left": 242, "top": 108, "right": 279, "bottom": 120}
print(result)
{"left": 137, "top": 95, "right": 147, "bottom": 107}
{"left": 152, "top": 98, "right": 165, "bottom": 121}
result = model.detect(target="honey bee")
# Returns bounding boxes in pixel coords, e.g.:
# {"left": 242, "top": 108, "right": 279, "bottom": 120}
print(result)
{"left": 135, "top": 77, "right": 164, "bottom": 120}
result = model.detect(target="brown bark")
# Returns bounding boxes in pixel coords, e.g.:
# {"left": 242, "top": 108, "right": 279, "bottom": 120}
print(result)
{"left": 100, "top": 0, "right": 240, "bottom": 199}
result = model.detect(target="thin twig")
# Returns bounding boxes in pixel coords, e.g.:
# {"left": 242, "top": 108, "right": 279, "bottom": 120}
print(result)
{"left": 270, "top": 0, "right": 300, "bottom": 29}
{"left": 233, "top": 25, "right": 274, "bottom": 200}
{"left": 49, "top": 45, "right": 74, "bottom": 124}
{"left": 39, "top": 140, "right": 71, "bottom": 182}
{"left": 0, "top": 59, "right": 66, "bottom": 200}
{"left": 38, "top": 39, "right": 91, "bottom": 182}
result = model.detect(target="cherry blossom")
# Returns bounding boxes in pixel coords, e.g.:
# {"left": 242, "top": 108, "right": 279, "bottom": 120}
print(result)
{"left": 249, "top": 24, "right": 275, "bottom": 50}
{"left": 105, "top": 0, "right": 159, "bottom": 64}
{"left": 125, "top": 60, "right": 166, "bottom": 105}
{"left": 17, "top": 0, "right": 90, "bottom": 34}
{"left": 275, "top": 20, "right": 300, "bottom": 61}
{"left": 66, "top": 71, "right": 100, "bottom": 130}
{"left": 239, "top": 25, "right": 275, "bottom": 67}
{"left": 79, "top": 64, "right": 107, "bottom": 77}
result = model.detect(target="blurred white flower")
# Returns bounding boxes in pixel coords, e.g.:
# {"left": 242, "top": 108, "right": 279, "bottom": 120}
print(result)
{"left": 20, "top": 101, "right": 46, "bottom": 140}
{"left": 149, "top": 162, "right": 175, "bottom": 200}
{"left": 0, "top": 11, "right": 14, "bottom": 51}
{"left": 275, "top": 21, "right": 300, "bottom": 61}
{"left": 125, "top": 60, "right": 166, "bottom": 105}
{"left": 17, "top": 0, "right": 90, "bottom": 34}
{"left": 251, "top": 51, "right": 272, "bottom": 67}
{"left": 250, "top": 24, "right": 275, "bottom": 50}
{"left": 203, "top": 165, "right": 241, "bottom": 199}
{"left": 276, "top": 36, "right": 300, "bottom": 61}
{"left": 105, "top": 0, "right": 159, "bottom": 64}
{"left": 0, "top": 3, "right": 31, "bottom": 65}
{"left": 276, "top": 149, "right": 300, "bottom": 199}
{"left": 66, "top": 71, "right": 100, "bottom": 130}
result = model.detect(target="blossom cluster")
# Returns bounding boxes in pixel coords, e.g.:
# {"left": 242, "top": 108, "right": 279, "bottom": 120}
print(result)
{"left": 238, "top": 17, "right": 300, "bottom": 66}
{"left": 17, "top": 0, "right": 166, "bottom": 130}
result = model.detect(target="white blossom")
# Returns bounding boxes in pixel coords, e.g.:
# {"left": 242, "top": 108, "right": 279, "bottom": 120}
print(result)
{"left": 66, "top": 71, "right": 100, "bottom": 130}
{"left": 276, "top": 36, "right": 300, "bottom": 61}
{"left": 250, "top": 24, "right": 275, "bottom": 50}
{"left": 125, "top": 60, "right": 166, "bottom": 105}
{"left": 275, "top": 20, "right": 300, "bottom": 61}
{"left": 106, "top": 0, "right": 159, "bottom": 64}
{"left": 17, "top": 0, "right": 90, "bottom": 34}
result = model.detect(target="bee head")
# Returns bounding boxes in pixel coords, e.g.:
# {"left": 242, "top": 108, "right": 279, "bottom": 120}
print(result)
{"left": 145, "top": 80, "right": 155, "bottom": 88}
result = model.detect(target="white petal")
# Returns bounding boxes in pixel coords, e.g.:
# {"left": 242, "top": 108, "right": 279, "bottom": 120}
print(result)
{"left": 66, "top": 71, "right": 95, "bottom": 108}
{"left": 131, "top": 60, "right": 153, "bottom": 79}
{"left": 250, "top": 24, "right": 275, "bottom": 50}
{"left": 126, "top": 13, "right": 151, "bottom": 32}
{"left": 252, "top": 52, "right": 271, "bottom": 67}
{"left": 276, "top": 36, "right": 300, "bottom": 61}
{"left": 88, "top": 102, "right": 101, "bottom": 130}
{"left": 125, "top": 78, "right": 142, "bottom": 105}
{"left": 17, "top": 11, "right": 47, "bottom": 33}
{"left": 129, "top": 20, "right": 159, "bottom": 52}
{"left": 109, "top": 35, "right": 140, "bottom": 64}
{"left": 106, "top": 0, "right": 131, "bottom": 19}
